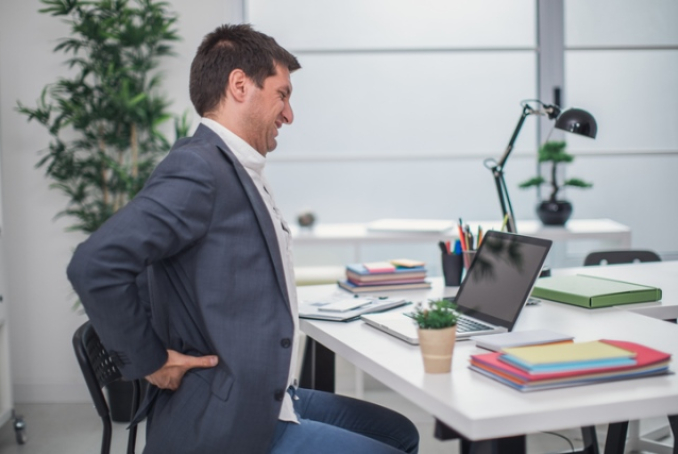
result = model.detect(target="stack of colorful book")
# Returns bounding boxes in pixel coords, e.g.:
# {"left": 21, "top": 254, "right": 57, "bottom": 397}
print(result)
{"left": 469, "top": 339, "right": 671, "bottom": 392}
{"left": 338, "top": 259, "right": 432, "bottom": 294}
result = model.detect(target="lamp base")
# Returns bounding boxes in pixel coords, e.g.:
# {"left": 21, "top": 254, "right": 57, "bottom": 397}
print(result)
{"left": 537, "top": 200, "right": 572, "bottom": 226}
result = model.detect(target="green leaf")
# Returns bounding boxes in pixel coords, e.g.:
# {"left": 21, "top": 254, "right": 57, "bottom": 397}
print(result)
{"left": 518, "top": 176, "right": 545, "bottom": 189}
{"left": 564, "top": 178, "right": 593, "bottom": 189}
{"left": 406, "top": 299, "right": 459, "bottom": 329}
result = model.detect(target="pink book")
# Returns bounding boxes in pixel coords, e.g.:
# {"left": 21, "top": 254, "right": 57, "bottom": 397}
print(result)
{"left": 347, "top": 276, "right": 426, "bottom": 286}
{"left": 363, "top": 261, "right": 396, "bottom": 274}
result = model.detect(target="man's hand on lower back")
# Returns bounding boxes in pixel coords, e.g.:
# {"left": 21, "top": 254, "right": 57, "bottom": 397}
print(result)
{"left": 145, "top": 349, "right": 219, "bottom": 391}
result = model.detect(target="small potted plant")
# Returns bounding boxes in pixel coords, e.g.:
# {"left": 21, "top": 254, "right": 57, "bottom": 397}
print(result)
{"left": 407, "top": 299, "right": 459, "bottom": 373}
{"left": 519, "top": 141, "right": 592, "bottom": 226}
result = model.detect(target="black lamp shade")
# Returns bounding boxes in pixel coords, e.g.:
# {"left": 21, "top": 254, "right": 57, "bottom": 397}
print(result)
{"left": 554, "top": 108, "right": 597, "bottom": 139}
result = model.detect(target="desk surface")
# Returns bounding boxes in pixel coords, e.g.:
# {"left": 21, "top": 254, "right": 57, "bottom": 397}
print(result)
{"left": 298, "top": 261, "right": 678, "bottom": 441}
{"left": 291, "top": 218, "right": 631, "bottom": 245}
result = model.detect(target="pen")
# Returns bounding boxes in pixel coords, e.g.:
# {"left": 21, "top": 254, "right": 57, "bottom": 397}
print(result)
{"left": 445, "top": 240, "right": 451, "bottom": 254}
{"left": 500, "top": 214, "right": 509, "bottom": 232}
{"left": 464, "top": 224, "right": 473, "bottom": 251}
{"left": 438, "top": 240, "right": 449, "bottom": 255}
{"left": 477, "top": 226, "right": 483, "bottom": 247}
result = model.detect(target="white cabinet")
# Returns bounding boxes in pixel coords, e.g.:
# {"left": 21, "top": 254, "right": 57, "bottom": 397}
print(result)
{"left": 0, "top": 237, "right": 25, "bottom": 444}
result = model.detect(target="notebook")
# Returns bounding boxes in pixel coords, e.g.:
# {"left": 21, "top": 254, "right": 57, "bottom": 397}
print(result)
{"left": 361, "top": 231, "right": 552, "bottom": 344}
{"left": 299, "top": 296, "right": 409, "bottom": 322}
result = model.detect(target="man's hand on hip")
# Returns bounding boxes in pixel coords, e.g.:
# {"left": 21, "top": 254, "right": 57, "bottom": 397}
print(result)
{"left": 145, "top": 349, "right": 219, "bottom": 391}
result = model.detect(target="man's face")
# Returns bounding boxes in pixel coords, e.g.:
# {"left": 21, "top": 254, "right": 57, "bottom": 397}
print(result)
{"left": 243, "top": 63, "right": 294, "bottom": 156}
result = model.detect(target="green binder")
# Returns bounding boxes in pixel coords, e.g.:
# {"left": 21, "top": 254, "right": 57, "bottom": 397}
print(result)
{"left": 531, "top": 275, "right": 662, "bottom": 308}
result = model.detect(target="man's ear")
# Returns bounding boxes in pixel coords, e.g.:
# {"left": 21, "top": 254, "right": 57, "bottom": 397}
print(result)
{"left": 227, "top": 69, "right": 249, "bottom": 103}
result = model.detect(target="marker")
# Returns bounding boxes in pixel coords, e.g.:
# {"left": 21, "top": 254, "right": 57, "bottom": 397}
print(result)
{"left": 453, "top": 239, "right": 462, "bottom": 255}
{"left": 457, "top": 222, "right": 467, "bottom": 251}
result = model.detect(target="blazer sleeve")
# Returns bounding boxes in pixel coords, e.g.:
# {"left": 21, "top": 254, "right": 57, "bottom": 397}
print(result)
{"left": 67, "top": 148, "right": 216, "bottom": 379}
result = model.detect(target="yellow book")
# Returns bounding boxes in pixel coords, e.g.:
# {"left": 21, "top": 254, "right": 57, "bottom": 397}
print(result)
{"left": 503, "top": 340, "right": 635, "bottom": 365}
{"left": 390, "top": 258, "right": 425, "bottom": 268}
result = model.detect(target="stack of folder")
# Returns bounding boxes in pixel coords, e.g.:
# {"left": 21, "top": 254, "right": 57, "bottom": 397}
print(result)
{"left": 338, "top": 259, "right": 432, "bottom": 294}
{"left": 469, "top": 339, "right": 671, "bottom": 392}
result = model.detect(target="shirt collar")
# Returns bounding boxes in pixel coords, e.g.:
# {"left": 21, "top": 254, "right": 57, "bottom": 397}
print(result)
{"left": 201, "top": 117, "right": 265, "bottom": 175}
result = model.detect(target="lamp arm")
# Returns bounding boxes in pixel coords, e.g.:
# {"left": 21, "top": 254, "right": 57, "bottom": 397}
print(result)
{"left": 488, "top": 104, "right": 534, "bottom": 233}
{"left": 498, "top": 104, "right": 532, "bottom": 168}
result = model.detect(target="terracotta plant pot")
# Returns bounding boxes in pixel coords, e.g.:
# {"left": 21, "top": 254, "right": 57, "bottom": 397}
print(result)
{"left": 417, "top": 326, "right": 457, "bottom": 373}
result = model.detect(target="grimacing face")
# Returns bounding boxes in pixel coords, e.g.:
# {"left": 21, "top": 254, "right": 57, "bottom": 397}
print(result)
{"left": 242, "top": 63, "right": 294, "bottom": 155}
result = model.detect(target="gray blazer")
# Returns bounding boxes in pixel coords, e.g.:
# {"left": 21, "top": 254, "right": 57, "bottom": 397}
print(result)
{"left": 67, "top": 124, "right": 294, "bottom": 453}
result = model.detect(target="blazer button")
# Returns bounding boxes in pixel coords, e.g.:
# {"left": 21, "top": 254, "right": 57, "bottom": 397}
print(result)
{"left": 274, "top": 389, "right": 286, "bottom": 401}
{"left": 280, "top": 338, "right": 292, "bottom": 348}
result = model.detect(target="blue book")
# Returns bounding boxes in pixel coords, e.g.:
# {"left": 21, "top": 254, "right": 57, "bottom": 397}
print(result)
{"left": 500, "top": 355, "right": 637, "bottom": 373}
{"left": 338, "top": 279, "right": 432, "bottom": 294}
{"left": 346, "top": 263, "right": 427, "bottom": 276}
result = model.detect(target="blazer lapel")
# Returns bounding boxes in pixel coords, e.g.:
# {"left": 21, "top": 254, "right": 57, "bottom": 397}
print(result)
{"left": 192, "top": 125, "right": 291, "bottom": 311}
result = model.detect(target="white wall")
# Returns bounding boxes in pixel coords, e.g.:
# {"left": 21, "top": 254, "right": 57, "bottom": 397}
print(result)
{"left": 0, "top": 0, "right": 240, "bottom": 403}
{"left": 0, "top": 0, "right": 676, "bottom": 403}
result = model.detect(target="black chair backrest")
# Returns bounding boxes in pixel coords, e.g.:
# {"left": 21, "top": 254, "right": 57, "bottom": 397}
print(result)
{"left": 583, "top": 250, "right": 661, "bottom": 267}
{"left": 72, "top": 322, "right": 139, "bottom": 454}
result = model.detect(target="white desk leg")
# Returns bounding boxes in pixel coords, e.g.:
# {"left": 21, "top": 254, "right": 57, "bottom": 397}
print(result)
{"left": 626, "top": 420, "right": 641, "bottom": 452}
{"left": 354, "top": 366, "right": 364, "bottom": 399}
{"left": 620, "top": 232, "right": 632, "bottom": 249}
{"left": 352, "top": 243, "right": 365, "bottom": 398}
{"left": 629, "top": 419, "right": 673, "bottom": 454}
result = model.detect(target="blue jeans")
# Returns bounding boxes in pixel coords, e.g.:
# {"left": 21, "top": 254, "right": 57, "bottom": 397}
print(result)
{"left": 269, "top": 388, "right": 419, "bottom": 454}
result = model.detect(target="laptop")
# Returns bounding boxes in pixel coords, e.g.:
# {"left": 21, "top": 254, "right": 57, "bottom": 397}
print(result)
{"left": 361, "top": 231, "right": 552, "bottom": 344}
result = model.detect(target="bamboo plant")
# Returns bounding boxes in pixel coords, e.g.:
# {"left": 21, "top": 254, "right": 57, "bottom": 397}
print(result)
{"left": 17, "top": 0, "right": 189, "bottom": 234}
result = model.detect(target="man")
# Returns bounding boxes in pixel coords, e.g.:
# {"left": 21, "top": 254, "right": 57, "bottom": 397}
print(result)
{"left": 67, "top": 24, "right": 419, "bottom": 454}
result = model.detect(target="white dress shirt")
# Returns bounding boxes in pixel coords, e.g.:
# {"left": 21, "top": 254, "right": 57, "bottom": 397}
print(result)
{"left": 201, "top": 118, "right": 300, "bottom": 423}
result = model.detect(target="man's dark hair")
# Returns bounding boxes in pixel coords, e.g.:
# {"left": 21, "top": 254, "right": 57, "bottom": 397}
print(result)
{"left": 190, "top": 24, "right": 301, "bottom": 117}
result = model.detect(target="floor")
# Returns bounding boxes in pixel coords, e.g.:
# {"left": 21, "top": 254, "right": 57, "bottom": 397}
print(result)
{"left": 0, "top": 356, "right": 673, "bottom": 453}
{"left": 0, "top": 397, "right": 672, "bottom": 453}
{"left": 0, "top": 399, "right": 580, "bottom": 454}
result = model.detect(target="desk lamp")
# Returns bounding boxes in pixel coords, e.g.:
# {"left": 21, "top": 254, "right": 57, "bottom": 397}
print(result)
{"left": 484, "top": 100, "right": 597, "bottom": 233}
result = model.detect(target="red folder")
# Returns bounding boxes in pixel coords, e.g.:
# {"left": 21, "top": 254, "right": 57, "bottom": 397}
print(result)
{"left": 470, "top": 339, "right": 671, "bottom": 384}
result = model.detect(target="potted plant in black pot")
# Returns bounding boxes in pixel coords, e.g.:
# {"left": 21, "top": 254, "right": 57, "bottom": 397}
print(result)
{"left": 17, "top": 0, "right": 189, "bottom": 422}
{"left": 519, "top": 141, "right": 592, "bottom": 226}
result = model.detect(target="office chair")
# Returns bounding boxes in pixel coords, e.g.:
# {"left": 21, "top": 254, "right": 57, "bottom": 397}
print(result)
{"left": 583, "top": 250, "right": 661, "bottom": 266}
{"left": 72, "top": 321, "right": 141, "bottom": 454}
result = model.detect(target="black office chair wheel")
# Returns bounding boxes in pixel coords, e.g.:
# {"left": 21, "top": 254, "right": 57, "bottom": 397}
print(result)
{"left": 13, "top": 411, "right": 27, "bottom": 445}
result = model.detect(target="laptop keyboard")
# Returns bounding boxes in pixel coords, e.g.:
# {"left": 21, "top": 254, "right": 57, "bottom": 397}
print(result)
{"left": 443, "top": 298, "right": 495, "bottom": 333}
{"left": 456, "top": 316, "right": 494, "bottom": 333}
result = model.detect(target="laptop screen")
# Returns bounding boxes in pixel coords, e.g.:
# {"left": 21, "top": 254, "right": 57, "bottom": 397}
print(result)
{"left": 454, "top": 231, "right": 552, "bottom": 330}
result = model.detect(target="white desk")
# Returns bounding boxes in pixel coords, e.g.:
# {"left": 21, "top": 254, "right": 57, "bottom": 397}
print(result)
{"left": 298, "top": 262, "right": 677, "bottom": 452}
{"left": 291, "top": 218, "right": 631, "bottom": 264}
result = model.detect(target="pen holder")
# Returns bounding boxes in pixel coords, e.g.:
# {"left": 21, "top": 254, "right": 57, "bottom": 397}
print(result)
{"left": 441, "top": 253, "right": 463, "bottom": 287}
{"left": 463, "top": 251, "right": 477, "bottom": 270}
